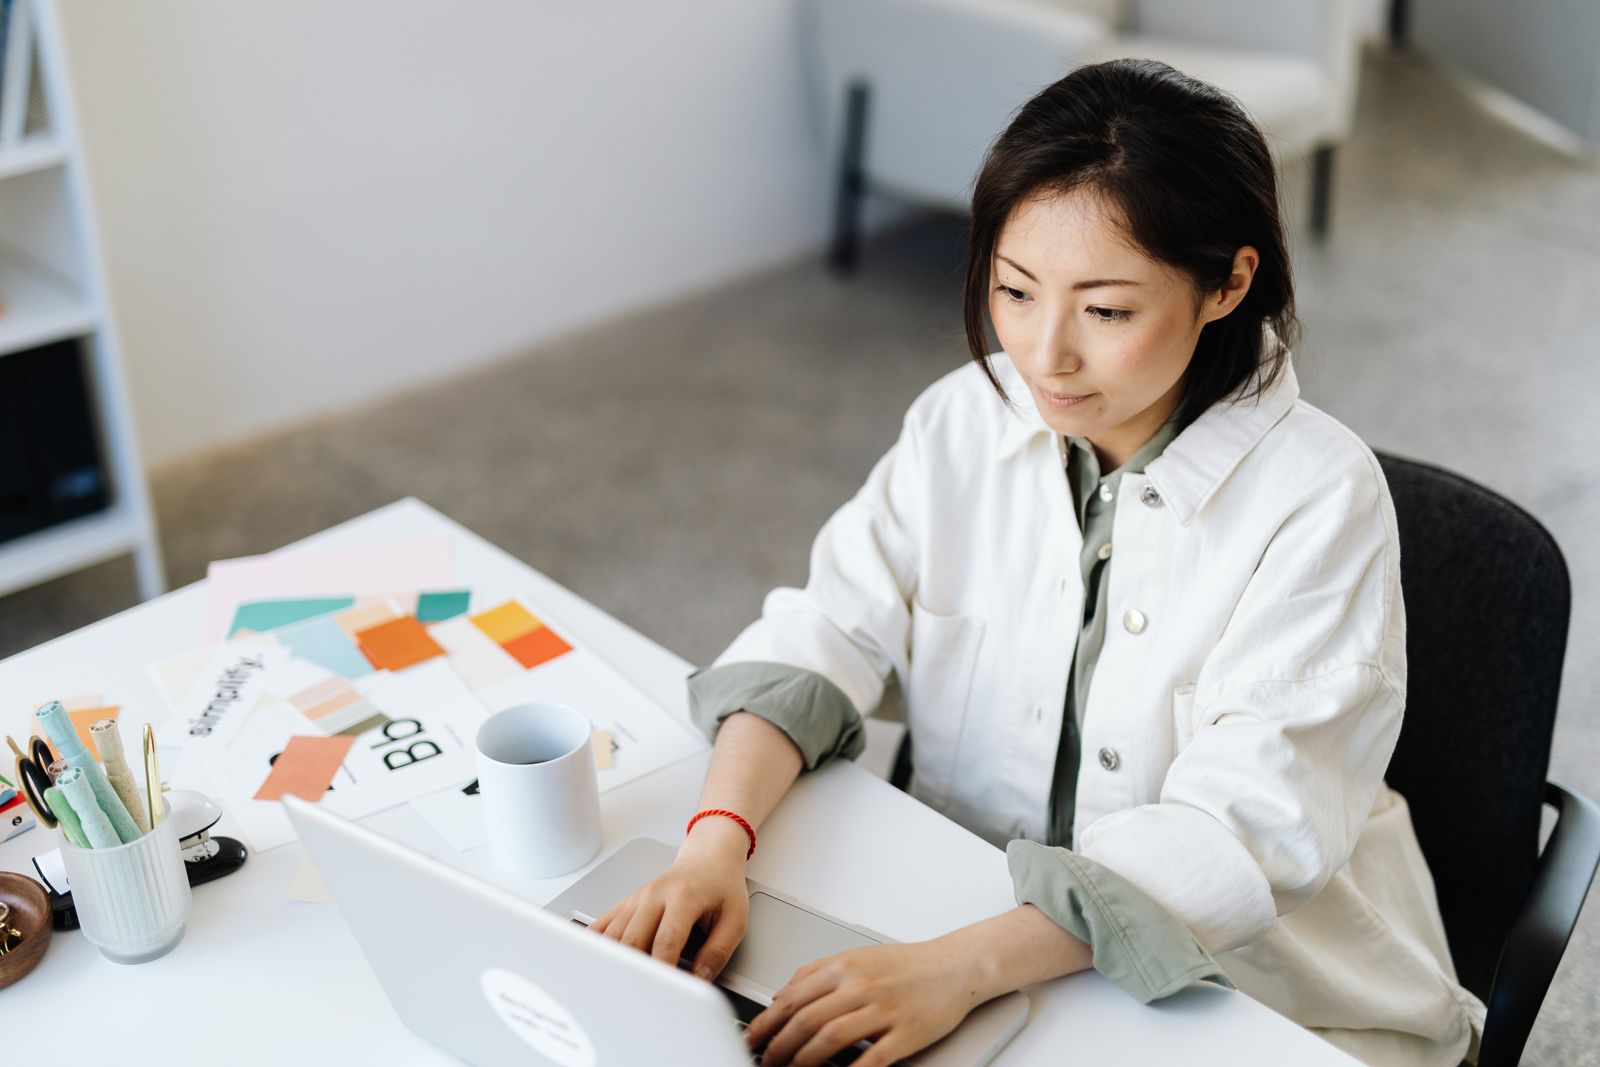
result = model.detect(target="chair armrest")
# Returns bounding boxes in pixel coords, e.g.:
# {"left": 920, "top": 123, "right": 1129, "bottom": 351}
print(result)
{"left": 1478, "top": 780, "right": 1600, "bottom": 1067}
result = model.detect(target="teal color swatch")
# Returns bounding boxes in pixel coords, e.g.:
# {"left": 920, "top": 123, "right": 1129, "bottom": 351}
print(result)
{"left": 276, "top": 614, "right": 374, "bottom": 678}
{"left": 229, "top": 596, "right": 355, "bottom": 637}
{"left": 416, "top": 590, "right": 471, "bottom": 623}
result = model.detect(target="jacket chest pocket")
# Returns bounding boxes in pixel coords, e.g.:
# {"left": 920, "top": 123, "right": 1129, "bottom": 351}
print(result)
{"left": 904, "top": 601, "right": 984, "bottom": 809}
{"left": 1172, "top": 684, "right": 1197, "bottom": 754}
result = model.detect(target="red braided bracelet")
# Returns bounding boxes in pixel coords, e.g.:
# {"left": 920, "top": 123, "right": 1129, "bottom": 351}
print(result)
{"left": 686, "top": 808, "right": 756, "bottom": 860}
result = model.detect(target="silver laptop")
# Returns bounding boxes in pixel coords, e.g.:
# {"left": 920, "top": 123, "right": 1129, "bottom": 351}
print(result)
{"left": 287, "top": 798, "right": 1028, "bottom": 1067}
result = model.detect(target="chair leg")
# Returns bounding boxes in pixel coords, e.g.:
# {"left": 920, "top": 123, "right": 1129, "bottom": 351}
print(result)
{"left": 1388, "top": 0, "right": 1410, "bottom": 49}
{"left": 1310, "top": 145, "right": 1335, "bottom": 242}
{"left": 828, "top": 80, "right": 870, "bottom": 274}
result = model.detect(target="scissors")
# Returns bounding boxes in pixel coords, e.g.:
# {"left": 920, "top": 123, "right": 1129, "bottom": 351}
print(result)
{"left": 6, "top": 734, "right": 59, "bottom": 829}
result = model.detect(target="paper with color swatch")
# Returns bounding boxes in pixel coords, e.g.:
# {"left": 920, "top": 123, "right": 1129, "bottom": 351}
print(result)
{"left": 228, "top": 596, "right": 356, "bottom": 638}
{"left": 253, "top": 735, "right": 355, "bottom": 801}
{"left": 356, "top": 615, "right": 445, "bottom": 671}
{"left": 428, "top": 616, "right": 524, "bottom": 690}
{"left": 158, "top": 641, "right": 291, "bottom": 751}
{"left": 289, "top": 858, "right": 334, "bottom": 903}
{"left": 207, "top": 659, "right": 487, "bottom": 851}
{"left": 203, "top": 537, "right": 453, "bottom": 643}
{"left": 274, "top": 614, "right": 376, "bottom": 679}
{"left": 416, "top": 590, "right": 472, "bottom": 623}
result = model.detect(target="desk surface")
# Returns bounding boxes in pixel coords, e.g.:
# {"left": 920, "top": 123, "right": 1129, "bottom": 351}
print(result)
{"left": 0, "top": 499, "right": 1356, "bottom": 1064}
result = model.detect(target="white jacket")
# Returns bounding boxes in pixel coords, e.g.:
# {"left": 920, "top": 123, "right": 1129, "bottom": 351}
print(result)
{"left": 715, "top": 352, "right": 1486, "bottom": 1065}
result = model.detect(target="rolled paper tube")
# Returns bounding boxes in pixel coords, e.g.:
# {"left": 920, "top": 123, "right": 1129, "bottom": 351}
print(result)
{"left": 91, "top": 719, "right": 151, "bottom": 834}
{"left": 55, "top": 766, "right": 119, "bottom": 849}
{"left": 43, "top": 785, "right": 91, "bottom": 849}
{"left": 46, "top": 759, "right": 69, "bottom": 781}
{"left": 35, "top": 701, "right": 140, "bottom": 844}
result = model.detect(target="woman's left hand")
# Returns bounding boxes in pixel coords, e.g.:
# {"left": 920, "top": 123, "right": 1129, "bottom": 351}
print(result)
{"left": 743, "top": 938, "right": 987, "bottom": 1067}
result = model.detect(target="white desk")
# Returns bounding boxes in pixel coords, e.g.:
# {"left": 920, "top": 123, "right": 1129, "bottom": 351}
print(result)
{"left": 0, "top": 500, "right": 1356, "bottom": 1064}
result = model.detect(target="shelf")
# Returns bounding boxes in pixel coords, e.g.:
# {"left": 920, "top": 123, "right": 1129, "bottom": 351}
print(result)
{"left": 0, "top": 134, "right": 69, "bottom": 180}
{"left": 0, "top": 505, "right": 145, "bottom": 600}
{"left": 0, "top": 251, "right": 95, "bottom": 357}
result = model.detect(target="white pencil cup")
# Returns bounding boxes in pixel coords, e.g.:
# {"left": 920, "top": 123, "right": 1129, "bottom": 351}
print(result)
{"left": 475, "top": 703, "right": 603, "bottom": 879}
{"left": 59, "top": 797, "right": 191, "bottom": 964}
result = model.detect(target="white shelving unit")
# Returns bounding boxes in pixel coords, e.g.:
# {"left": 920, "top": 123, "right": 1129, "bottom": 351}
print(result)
{"left": 0, "top": 0, "right": 164, "bottom": 601}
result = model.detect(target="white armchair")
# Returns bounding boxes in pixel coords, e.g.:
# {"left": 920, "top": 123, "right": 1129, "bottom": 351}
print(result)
{"left": 803, "top": 0, "right": 1360, "bottom": 269}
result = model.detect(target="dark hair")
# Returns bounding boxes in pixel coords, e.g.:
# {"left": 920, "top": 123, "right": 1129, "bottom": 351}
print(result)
{"left": 963, "top": 58, "right": 1298, "bottom": 428}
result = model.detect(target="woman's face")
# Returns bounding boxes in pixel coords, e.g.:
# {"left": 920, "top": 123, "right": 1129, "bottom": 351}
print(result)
{"left": 989, "top": 187, "right": 1256, "bottom": 468}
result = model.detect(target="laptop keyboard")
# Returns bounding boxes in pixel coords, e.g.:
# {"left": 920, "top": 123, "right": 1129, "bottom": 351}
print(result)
{"left": 570, "top": 917, "right": 878, "bottom": 1066}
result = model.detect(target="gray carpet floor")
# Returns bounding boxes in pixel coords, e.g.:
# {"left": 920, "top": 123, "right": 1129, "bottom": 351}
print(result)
{"left": 3, "top": 48, "right": 1596, "bottom": 1062}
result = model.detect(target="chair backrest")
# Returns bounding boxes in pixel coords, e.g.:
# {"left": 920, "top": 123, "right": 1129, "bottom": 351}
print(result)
{"left": 1375, "top": 452, "right": 1571, "bottom": 1000}
{"left": 1129, "top": 0, "right": 1362, "bottom": 139}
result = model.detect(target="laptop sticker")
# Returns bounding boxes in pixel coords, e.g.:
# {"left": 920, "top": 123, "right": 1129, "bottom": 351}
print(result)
{"left": 481, "top": 967, "right": 597, "bottom": 1067}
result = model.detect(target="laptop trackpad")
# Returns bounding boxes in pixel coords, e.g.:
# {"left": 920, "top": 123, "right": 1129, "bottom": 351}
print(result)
{"left": 724, "top": 892, "right": 882, "bottom": 996}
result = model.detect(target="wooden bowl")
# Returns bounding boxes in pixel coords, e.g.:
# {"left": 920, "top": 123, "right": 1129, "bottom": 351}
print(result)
{"left": 0, "top": 872, "right": 53, "bottom": 991}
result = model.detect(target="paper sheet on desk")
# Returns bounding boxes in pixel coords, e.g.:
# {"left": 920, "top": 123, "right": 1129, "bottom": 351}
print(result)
{"left": 156, "top": 639, "right": 291, "bottom": 750}
{"left": 205, "top": 659, "right": 487, "bottom": 851}
{"left": 410, "top": 648, "right": 705, "bottom": 852}
{"left": 203, "top": 537, "right": 453, "bottom": 644}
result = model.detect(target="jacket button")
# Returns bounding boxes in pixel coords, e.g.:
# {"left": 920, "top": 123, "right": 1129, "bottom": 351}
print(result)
{"left": 1122, "top": 609, "right": 1147, "bottom": 634}
{"left": 1098, "top": 484, "right": 1114, "bottom": 503}
{"left": 1139, "top": 484, "right": 1162, "bottom": 508}
{"left": 1096, "top": 542, "right": 1112, "bottom": 561}
{"left": 1098, "top": 747, "right": 1120, "bottom": 771}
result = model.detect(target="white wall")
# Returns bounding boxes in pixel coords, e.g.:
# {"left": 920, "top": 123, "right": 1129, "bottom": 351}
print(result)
{"left": 58, "top": 1, "right": 840, "bottom": 466}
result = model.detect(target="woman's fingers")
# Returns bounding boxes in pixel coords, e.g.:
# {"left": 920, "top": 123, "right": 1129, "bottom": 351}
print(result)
{"left": 743, "top": 966, "right": 845, "bottom": 1058}
{"left": 619, "top": 898, "right": 667, "bottom": 952}
{"left": 690, "top": 907, "right": 747, "bottom": 981}
{"left": 788, "top": 1005, "right": 885, "bottom": 1067}
{"left": 754, "top": 989, "right": 867, "bottom": 1067}
{"left": 650, "top": 900, "right": 698, "bottom": 968}
{"left": 850, "top": 1031, "right": 915, "bottom": 1067}
{"left": 598, "top": 900, "right": 635, "bottom": 941}
{"left": 590, "top": 899, "right": 624, "bottom": 935}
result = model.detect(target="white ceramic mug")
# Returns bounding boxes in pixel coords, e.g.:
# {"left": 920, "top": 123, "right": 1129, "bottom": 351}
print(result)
{"left": 475, "top": 703, "right": 603, "bottom": 879}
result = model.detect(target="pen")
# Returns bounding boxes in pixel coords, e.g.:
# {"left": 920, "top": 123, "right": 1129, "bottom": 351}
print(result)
{"left": 93, "top": 719, "right": 151, "bottom": 835}
{"left": 144, "top": 723, "right": 162, "bottom": 829}
{"left": 35, "top": 701, "right": 140, "bottom": 843}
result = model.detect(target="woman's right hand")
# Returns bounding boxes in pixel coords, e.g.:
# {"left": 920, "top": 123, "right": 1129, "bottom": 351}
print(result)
{"left": 591, "top": 815, "right": 752, "bottom": 981}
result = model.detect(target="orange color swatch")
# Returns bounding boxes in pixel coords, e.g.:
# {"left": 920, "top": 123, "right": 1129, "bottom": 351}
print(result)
{"left": 355, "top": 615, "right": 445, "bottom": 671}
{"left": 502, "top": 626, "right": 572, "bottom": 669}
{"left": 470, "top": 601, "right": 540, "bottom": 645}
{"left": 67, "top": 703, "right": 119, "bottom": 764}
{"left": 254, "top": 734, "right": 355, "bottom": 802}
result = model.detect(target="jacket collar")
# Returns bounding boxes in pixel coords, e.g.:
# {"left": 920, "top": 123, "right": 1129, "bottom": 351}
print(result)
{"left": 991, "top": 351, "right": 1301, "bottom": 526}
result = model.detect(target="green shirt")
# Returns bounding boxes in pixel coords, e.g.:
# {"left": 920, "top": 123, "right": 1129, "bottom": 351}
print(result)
{"left": 1048, "top": 419, "right": 1180, "bottom": 846}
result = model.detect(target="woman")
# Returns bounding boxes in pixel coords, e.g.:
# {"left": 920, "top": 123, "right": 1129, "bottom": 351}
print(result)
{"left": 592, "top": 59, "right": 1485, "bottom": 1067}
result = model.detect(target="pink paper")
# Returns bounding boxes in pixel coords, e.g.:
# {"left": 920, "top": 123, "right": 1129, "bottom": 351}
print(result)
{"left": 203, "top": 537, "right": 454, "bottom": 643}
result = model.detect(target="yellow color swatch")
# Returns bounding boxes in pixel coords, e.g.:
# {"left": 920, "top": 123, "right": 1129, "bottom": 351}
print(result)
{"left": 470, "top": 600, "right": 541, "bottom": 645}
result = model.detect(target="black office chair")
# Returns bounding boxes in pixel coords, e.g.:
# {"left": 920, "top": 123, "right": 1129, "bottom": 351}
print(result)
{"left": 1376, "top": 452, "right": 1599, "bottom": 1066}
{"left": 888, "top": 451, "right": 1600, "bottom": 1065}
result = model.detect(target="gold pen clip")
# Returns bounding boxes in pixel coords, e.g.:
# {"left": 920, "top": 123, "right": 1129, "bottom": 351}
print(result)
{"left": 143, "top": 723, "right": 162, "bottom": 830}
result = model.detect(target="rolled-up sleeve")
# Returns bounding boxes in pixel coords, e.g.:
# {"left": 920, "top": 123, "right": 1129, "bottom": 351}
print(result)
{"left": 687, "top": 661, "right": 865, "bottom": 770}
{"left": 702, "top": 399, "right": 930, "bottom": 724}
{"left": 1070, "top": 456, "right": 1407, "bottom": 958}
{"left": 1007, "top": 840, "right": 1232, "bottom": 1002}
